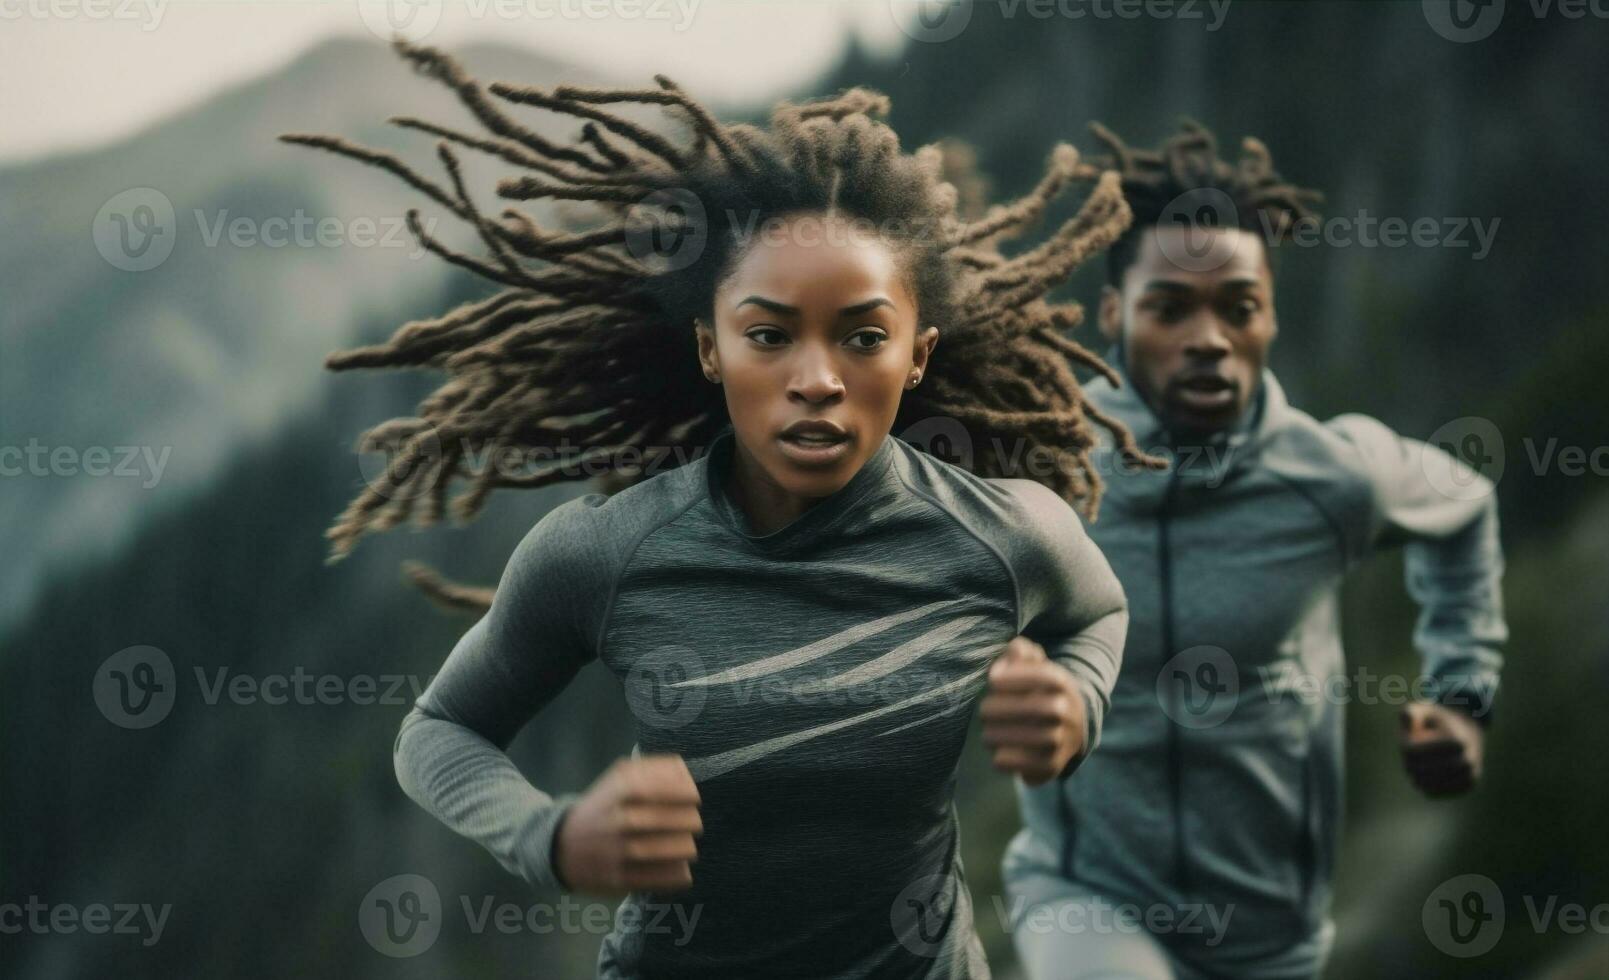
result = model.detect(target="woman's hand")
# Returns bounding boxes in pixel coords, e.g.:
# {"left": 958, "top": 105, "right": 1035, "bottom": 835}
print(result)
{"left": 981, "top": 637, "right": 1088, "bottom": 786}
{"left": 554, "top": 754, "right": 703, "bottom": 897}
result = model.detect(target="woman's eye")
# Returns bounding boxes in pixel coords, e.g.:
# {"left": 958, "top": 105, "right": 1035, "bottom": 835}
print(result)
{"left": 846, "top": 330, "right": 888, "bottom": 351}
{"left": 746, "top": 327, "right": 788, "bottom": 346}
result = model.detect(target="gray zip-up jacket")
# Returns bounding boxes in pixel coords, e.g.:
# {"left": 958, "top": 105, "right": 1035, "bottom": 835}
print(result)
{"left": 394, "top": 423, "right": 1129, "bottom": 979}
{"left": 1004, "top": 359, "right": 1506, "bottom": 977}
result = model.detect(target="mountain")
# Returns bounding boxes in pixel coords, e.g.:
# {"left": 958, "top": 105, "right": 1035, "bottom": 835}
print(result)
{"left": 0, "top": 36, "right": 624, "bottom": 634}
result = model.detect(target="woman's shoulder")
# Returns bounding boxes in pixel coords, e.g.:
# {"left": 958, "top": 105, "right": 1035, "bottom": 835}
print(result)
{"left": 889, "top": 436, "right": 1092, "bottom": 578}
{"left": 511, "top": 456, "right": 710, "bottom": 577}
{"left": 890, "top": 434, "right": 1085, "bottom": 538}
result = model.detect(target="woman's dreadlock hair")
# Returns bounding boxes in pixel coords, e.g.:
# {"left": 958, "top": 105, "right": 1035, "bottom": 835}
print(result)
{"left": 1088, "top": 118, "right": 1324, "bottom": 286}
{"left": 280, "top": 39, "right": 1161, "bottom": 611}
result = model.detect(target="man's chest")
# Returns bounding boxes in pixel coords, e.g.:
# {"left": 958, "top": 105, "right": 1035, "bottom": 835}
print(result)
{"left": 1093, "top": 478, "right": 1352, "bottom": 674}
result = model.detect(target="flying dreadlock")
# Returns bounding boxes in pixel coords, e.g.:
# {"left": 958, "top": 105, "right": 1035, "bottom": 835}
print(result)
{"left": 1087, "top": 117, "right": 1325, "bottom": 285}
{"left": 280, "top": 39, "right": 1162, "bottom": 610}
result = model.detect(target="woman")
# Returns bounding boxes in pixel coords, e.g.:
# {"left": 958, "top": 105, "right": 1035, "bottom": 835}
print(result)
{"left": 283, "top": 40, "right": 1160, "bottom": 979}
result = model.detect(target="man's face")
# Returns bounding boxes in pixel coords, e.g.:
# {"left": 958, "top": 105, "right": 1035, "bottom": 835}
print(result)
{"left": 1099, "top": 225, "right": 1277, "bottom": 437}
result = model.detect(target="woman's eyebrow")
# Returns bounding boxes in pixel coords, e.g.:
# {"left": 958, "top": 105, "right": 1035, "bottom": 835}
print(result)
{"left": 839, "top": 297, "right": 895, "bottom": 317}
{"left": 734, "top": 296, "right": 798, "bottom": 315}
{"left": 733, "top": 296, "right": 896, "bottom": 316}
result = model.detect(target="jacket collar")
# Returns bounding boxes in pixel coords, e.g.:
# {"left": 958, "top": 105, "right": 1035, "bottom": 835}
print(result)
{"left": 1087, "top": 344, "right": 1289, "bottom": 490}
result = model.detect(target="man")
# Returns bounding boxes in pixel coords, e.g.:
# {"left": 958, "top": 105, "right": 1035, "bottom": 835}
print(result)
{"left": 1001, "top": 121, "right": 1507, "bottom": 979}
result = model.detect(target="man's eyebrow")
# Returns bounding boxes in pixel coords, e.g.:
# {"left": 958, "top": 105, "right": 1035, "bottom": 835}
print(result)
{"left": 1140, "top": 280, "right": 1196, "bottom": 294}
{"left": 1140, "top": 277, "right": 1263, "bottom": 294}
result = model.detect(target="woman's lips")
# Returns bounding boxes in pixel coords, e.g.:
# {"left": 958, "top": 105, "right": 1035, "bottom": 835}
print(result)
{"left": 777, "top": 431, "right": 852, "bottom": 466}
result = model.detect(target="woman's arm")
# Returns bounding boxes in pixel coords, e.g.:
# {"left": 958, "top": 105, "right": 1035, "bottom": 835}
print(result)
{"left": 393, "top": 497, "right": 604, "bottom": 893}
{"left": 981, "top": 479, "right": 1130, "bottom": 783}
{"left": 394, "top": 495, "right": 704, "bottom": 896}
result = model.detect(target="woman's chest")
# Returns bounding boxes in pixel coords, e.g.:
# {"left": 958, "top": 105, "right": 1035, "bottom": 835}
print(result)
{"left": 599, "top": 543, "right": 1018, "bottom": 786}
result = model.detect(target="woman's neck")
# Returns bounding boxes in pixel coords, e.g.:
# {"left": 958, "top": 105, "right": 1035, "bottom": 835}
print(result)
{"left": 724, "top": 441, "right": 822, "bottom": 536}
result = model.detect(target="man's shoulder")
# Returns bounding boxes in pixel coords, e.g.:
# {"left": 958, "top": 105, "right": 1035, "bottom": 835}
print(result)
{"left": 1263, "top": 399, "right": 1397, "bottom": 482}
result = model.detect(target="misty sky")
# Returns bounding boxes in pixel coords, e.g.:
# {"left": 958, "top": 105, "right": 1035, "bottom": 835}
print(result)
{"left": 0, "top": 0, "right": 914, "bottom": 164}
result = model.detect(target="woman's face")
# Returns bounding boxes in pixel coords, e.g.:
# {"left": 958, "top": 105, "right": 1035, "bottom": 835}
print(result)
{"left": 696, "top": 211, "right": 938, "bottom": 501}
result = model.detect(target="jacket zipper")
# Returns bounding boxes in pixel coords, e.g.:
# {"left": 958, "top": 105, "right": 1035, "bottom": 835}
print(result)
{"left": 1158, "top": 461, "right": 1190, "bottom": 894}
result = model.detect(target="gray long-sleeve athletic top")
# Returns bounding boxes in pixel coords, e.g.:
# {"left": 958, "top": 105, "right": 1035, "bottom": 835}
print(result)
{"left": 393, "top": 422, "right": 1129, "bottom": 979}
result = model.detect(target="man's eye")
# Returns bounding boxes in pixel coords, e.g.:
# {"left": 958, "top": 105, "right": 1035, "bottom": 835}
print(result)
{"left": 1228, "top": 300, "right": 1260, "bottom": 323}
{"left": 746, "top": 327, "right": 788, "bottom": 346}
{"left": 846, "top": 330, "right": 887, "bottom": 351}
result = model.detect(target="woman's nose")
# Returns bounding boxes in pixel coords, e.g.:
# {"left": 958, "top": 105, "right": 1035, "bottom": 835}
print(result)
{"left": 788, "top": 345, "right": 845, "bottom": 403}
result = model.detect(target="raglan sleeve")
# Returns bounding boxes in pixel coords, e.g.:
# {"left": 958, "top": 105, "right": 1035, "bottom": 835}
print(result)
{"left": 392, "top": 494, "right": 609, "bottom": 892}
{"left": 1328, "top": 413, "right": 1507, "bottom": 725}
{"left": 1007, "top": 479, "right": 1130, "bottom": 777}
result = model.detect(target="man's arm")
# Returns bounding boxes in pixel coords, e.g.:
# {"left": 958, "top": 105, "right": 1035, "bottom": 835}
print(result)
{"left": 1330, "top": 413, "right": 1507, "bottom": 722}
{"left": 1330, "top": 414, "right": 1507, "bottom": 796}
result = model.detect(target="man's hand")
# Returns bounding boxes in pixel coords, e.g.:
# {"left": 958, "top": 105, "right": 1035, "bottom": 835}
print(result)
{"left": 554, "top": 755, "right": 703, "bottom": 897}
{"left": 1400, "top": 702, "right": 1484, "bottom": 797}
{"left": 981, "top": 636, "right": 1088, "bottom": 786}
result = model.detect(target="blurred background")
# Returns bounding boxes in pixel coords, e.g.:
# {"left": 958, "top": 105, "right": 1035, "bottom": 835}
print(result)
{"left": 3, "top": 1, "right": 1606, "bottom": 977}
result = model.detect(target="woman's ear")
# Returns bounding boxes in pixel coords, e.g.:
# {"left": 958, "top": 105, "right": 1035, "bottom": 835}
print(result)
{"left": 694, "top": 318, "right": 720, "bottom": 383}
{"left": 1098, "top": 285, "right": 1123, "bottom": 343}
{"left": 908, "top": 325, "right": 939, "bottom": 388}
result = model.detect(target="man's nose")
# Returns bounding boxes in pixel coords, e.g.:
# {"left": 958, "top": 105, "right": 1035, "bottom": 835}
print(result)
{"left": 1182, "top": 315, "right": 1231, "bottom": 359}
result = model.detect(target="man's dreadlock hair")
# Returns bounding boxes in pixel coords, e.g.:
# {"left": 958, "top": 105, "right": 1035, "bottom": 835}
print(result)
{"left": 1089, "top": 118, "right": 1324, "bottom": 287}
{"left": 280, "top": 39, "right": 1161, "bottom": 610}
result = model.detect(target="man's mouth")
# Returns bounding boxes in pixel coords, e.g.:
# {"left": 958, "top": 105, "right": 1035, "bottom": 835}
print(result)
{"left": 1171, "top": 374, "right": 1239, "bottom": 413}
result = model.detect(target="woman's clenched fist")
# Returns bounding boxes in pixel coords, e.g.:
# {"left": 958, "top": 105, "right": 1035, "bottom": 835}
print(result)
{"left": 554, "top": 755, "right": 703, "bottom": 897}
{"left": 981, "top": 636, "right": 1088, "bottom": 786}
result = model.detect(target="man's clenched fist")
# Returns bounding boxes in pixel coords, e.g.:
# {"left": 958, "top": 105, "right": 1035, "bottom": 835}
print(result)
{"left": 1400, "top": 701, "right": 1484, "bottom": 797}
{"left": 554, "top": 754, "right": 703, "bottom": 897}
{"left": 981, "top": 636, "right": 1089, "bottom": 786}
